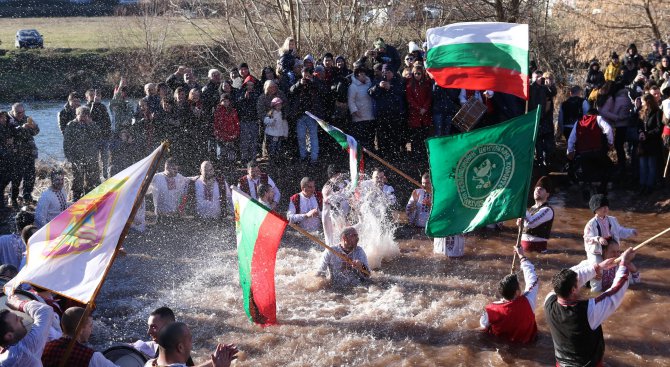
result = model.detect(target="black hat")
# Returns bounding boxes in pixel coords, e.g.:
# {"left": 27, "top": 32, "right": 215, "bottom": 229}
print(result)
{"left": 611, "top": 51, "right": 619, "bottom": 59}
{"left": 589, "top": 194, "right": 609, "bottom": 212}
{"left": 535, "top": 176, "right": 552, "bottom": 194}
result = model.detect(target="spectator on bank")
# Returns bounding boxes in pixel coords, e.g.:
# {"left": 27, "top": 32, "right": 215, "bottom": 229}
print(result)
{"left": 63, "top": 106, "right": 100, "bottom": 200}
{"left": 290, "top": 67, "right": 328, "bottom": 164}
{"left": 236, "top": 76, "right": 261, "bottom": 163}
{"left": 8, "top": 103, "right": 40, "bottom": 205}
{"left": 278, "top": 37, "right": 299, "bottom": 75}
{"left": 166, "top": 65, "right": 188, "bottom": 91}
{"left": 604, "top": 52, "right": 621, "bottom": 82}
{"left": 362, "top": 38, "right": 401, "bottom": 74}
{"left": 110, "top": 78, "right": 135, "bottom": 132}
{"left": 0, "top": 111, "right": 18, "bottom": 208}
{"left": 183, "top": 68, "right": 201, "bottom": 92}
{"left": 430, "top": 79, "right": 459, "bottom": 137}
{"left": 637, "top": 93, "right": 663, "bottom": 194}
{"left": 368, "top": 64, "right": 406, "bottom": 160}
{"left": 585, "top": 61, "right": 605, "bottom": 99}
{"left": 58, "top": 92, "right": 80, "bottom": 134}
{"left": 213, "top": 94, "right": 240, "bottom": 165}
{"left": 142, "top": 82, "right": 161, "bottom": 114}
{"left": 623, "top": 43, "right": 644, "bottom": 69}
{"left": 85, "top": 89, "right": 112, "bottom": 180}
{"left": 263, "top": 97, "right": 289, "bottom": 162}
{"left": 405, "top": 65, "right": 433, "bottom": 158}
{"left": 558, "top": 85, "right": 588, "bottom": 141}
{"left": 348, "top": 67, "right": 375, "bottom": 148}
{"left": 599, "top": 82, "right": 634, "bottom": 176}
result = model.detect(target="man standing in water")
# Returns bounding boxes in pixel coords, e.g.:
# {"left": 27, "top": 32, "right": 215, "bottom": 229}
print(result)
{"left": 545, "top": 247, "right": 635, "bottom": 366}
{"left": 149, "top": 158, "right": 189, "bottom": 221}
{"left": 316, "top": 226, "right": 370, "bottom": 287}
{"left": 149, "top": 322, "right": 238, "bottom": 367}
{"left": 517, "top": 176, "right": 554, "bottom": 253}
{"left": 480, "top": 245, "right": 539, "bottom": 343}
{"left": 287, "top": 177, "right": 322, "bottom": 232}
{"left": 237, "top": 160, "right": 280, "bottom": 206}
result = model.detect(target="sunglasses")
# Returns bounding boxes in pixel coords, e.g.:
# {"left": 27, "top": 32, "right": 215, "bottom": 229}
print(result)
{"left": 405, "top": 58, "right": 414, "bottom": 61}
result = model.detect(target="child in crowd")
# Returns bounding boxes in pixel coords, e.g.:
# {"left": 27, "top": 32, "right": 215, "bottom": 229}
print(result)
{"left": 213, "top": 94, "right": 240, "bottom": 165}
{"left": 584, "top": 194, "right": 637, "bottom": 265}
{"left": 263, "top": 97, "right": 289, "bottom": 162}
{"left": 591, "top": 239, "right": 640, "bottom": 292}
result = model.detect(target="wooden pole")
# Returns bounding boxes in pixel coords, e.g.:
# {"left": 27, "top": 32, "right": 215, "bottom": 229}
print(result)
{"left": 510, "top": 221, "right": 524, "bottom": 274}
{"left": 663, "top": 152, "right": 670, "bottom": 178}
{"left": 615, "top": 226, "right": 670, "bottom": 263}
{"left": 363, "top": 147, "right": 426, "bottom": 192}
{"left": 287, "top": 221, "right": 370, "bottom": 277}
{"left": 59, "top": 143, "right": 166, "bottom": 367}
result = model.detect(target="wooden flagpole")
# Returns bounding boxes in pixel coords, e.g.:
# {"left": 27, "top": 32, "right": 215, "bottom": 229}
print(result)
{"left": 510, "top": 221, "right": 524, "bottom": 274}
{"left": 231, "top": 186, "right": 370, "bottom": 277}
{"left": 362, "top": 147, "right": 425, "bottom": 192}
{"left": 614, "top": 226, "right": 670, "bottom": 263}
{"left": 663, "top": 152, "right": 670, "bottom": 178}
{"left": 287, "top": 221, "right": 370, "bottom": 277}
{"left": 59, "top": 143, "right": 166, "bottom": 367}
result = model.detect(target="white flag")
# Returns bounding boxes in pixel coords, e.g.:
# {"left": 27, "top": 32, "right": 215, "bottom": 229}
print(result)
{"left": 4, "top": 145, "right": 163, "bottom": 303}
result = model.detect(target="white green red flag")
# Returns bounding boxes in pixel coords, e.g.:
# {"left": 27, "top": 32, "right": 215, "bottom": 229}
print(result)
{"left": 232, "top": 187, "right": 288, "bottom": 326}
{"left": 307, "top": 111, "right": 363, "bottom": 186}
{"left": 425, "top": 22, "right": 529, "bottom": 100}
{"left": 4, "top": 145, "right": 164, "bottom": 303}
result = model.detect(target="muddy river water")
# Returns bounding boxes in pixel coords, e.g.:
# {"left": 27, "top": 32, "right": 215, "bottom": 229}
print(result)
{"left": 86, "top": 189, "right": 670, "bottom": 367}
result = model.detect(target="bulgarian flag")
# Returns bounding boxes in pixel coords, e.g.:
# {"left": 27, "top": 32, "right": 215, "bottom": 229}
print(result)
{"left": 426, "top": 22, "right": 529, "bottom": 100}
{"left": 232, "top": 187, "right": 288, "bottom": 326}
{"left": 307, "top": 111, "right": 363, "bottom": 187}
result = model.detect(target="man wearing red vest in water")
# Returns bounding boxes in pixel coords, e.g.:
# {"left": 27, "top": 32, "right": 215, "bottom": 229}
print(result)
{"left": 479, "top": 245, "right": 539, "bottom": 344}
{"left": 287, "top": 176, "right": 323, "bottom": 232}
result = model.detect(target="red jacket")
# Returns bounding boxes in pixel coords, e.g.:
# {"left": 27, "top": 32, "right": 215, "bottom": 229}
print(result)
{"left": 485, "top": 296, "right": 538, "bottom": 344}
{"left": 213, "top": 105, "right": 240, "bottom": 142}
{"left": 405, "top": 78, "right": 433, "bottom": 128}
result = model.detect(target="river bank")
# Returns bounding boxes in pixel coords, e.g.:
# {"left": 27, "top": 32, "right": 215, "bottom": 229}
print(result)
{"left": 0, "top": 46, "right": 216, "bottom": 102}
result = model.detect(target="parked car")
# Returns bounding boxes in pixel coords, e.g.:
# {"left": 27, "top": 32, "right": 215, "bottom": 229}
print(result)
{"left": 15, "top": 29, "right": 44, "bottom": 49}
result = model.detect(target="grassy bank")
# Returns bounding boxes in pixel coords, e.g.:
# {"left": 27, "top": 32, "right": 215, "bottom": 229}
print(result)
{"left": 0, "top": 16, "right": 206, "bottom": 50}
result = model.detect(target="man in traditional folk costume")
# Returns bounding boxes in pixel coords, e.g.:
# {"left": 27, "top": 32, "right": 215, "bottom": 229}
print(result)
{"left": 518, "top": 176, "right": 554, "bottom": 253}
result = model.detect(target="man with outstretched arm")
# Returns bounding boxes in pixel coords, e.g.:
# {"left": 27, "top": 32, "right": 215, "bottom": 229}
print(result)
{"left": 545, "top": 247, "right": 636, "bottom": 367}
{"left": 480, "top": 245, "right": 539, "bottom": 343}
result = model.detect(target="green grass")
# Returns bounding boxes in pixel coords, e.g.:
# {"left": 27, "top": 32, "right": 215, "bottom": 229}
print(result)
{"left": 0, "top": 16, "right": 211, "bottom": 50}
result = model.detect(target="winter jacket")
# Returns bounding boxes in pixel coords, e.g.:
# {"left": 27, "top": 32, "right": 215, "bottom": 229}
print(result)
{"left": 87, "top": 101, "right": 112, "bottom": 140}
{"left": 235, "top": 89, "right": 261, "bottom": 122}
{"left": 57, "top": 103, "right": 77, "bottom": 134}
{"left": 213, "top": 105, "right": 240, "bottom": 142}
{"left": 263, "top": 110, "right": 289, "bottom": 137}
{"left": 604, "top": 61, "right": 621, "bottom": 82}
{"left": 599, "top": 89, "right": 633, "bottom": 128}
{"left": 585, "top": 62, "right": 605, "bottom": 90}
{"left": 289, "top": 79, "right": 328, "bottom": 119}
{"left": 8, "top": 112, "right": 39, "bottom": 160}
{"left": 368, "top": 76, "right": 406, "bottom": 117}
{"left": 110, "top": 93, "right": 135, "bottom": 132}
{"left": 405, "top": 77, "right": 433, "bottom": 128}
{"left": 63, "top": 120, "right": 100, "bottom": 163}
{"left": 347, "top": 75, "right": 374, "bottom": 122}
{"left": 638, "top": 110, "right": 663, "bottom": 157}
{"left": 431, "top": 85, "right": 459, "bottom": 116}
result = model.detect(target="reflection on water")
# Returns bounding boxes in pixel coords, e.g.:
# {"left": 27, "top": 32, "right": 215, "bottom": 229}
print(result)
{"left": 89, "top": 191, "right": 670, "bottom": 366}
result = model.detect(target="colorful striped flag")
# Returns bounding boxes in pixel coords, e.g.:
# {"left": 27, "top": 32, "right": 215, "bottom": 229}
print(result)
{"left": 307, "top": 111, "right": 363, "bottom": 186}
{"left": 4, "top": 145, "right": 164, "bottom": 303}
{"left": 426, "top": 22, "right": 529, "bottom": 100}
{"left": 232, "top": 187, "right": 288, "bottom": 326}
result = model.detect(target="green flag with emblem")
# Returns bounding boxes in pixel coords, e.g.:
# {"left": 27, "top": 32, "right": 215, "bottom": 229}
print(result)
{"left": 426, "top": 108, "right": 540, "bottom": 237}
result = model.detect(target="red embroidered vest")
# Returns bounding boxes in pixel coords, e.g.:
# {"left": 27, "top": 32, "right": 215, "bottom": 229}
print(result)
{"left": 238, "top": 173, "right": 269, "bottom": 196}
{"left": 485, "top": 296, "right": 538, "bottom": 344}
{"left": 290, "top": 192, "right": 323, "bottom": 212}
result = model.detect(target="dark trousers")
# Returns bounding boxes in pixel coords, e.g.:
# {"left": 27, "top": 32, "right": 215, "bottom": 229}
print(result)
{"left": 72, "top": 159, "right": 100, "bottom": 200}
{"left": 12, "top": 157, "right": 36, "bottom": 201}
{"left": 348, "top": 120, "right": 375, "bottom": 150}
{"left": 614, "top": 127, "right": 628, "bottom": 173}
{"left": 375, "top": 115, "right": 404, "bottom": 161}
